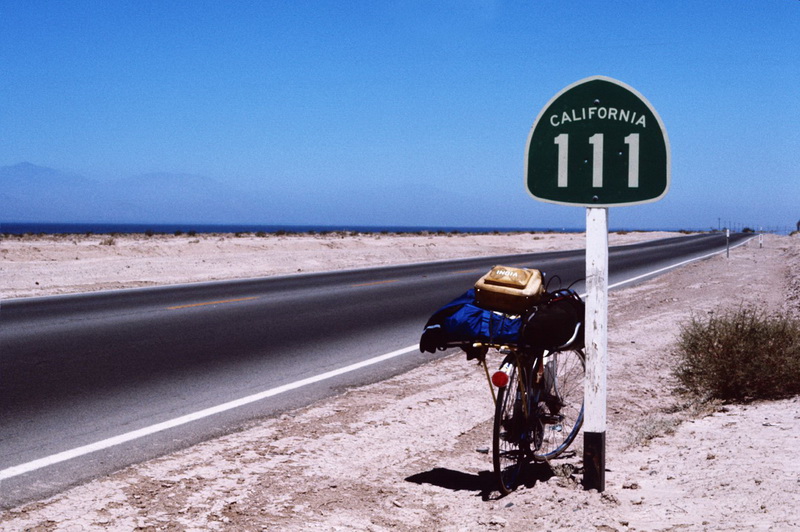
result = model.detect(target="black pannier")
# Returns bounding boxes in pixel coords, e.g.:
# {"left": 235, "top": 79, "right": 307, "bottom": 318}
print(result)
{"left": 523, "top": 289, "right": 585, "bottom": 351}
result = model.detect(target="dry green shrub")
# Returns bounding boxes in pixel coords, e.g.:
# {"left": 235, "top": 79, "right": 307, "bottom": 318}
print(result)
{"left": 673, "top": 305, "right": 800, "bottom": 402}
{"left": 630, "top": 415, "right": 677, "bottom": 446}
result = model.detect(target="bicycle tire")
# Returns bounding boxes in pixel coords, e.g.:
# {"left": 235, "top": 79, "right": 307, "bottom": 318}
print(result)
{"left": 492, "top": 354, "right": 530, "bottom": 495}
{"left": 531, "top": 348, "right": 585, "bottom": 461}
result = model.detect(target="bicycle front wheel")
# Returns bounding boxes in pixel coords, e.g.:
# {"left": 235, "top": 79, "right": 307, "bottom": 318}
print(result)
{"left": 492, "top": 355, "right": 530, "bottom": 495}
{"left": 532, "top": 348, "right": 585, "bottom": 461}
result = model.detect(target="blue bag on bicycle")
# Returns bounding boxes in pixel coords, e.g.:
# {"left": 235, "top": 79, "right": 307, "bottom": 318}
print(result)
{"left": 442, "top": 302, "right": 523, "bottom": 344}
{"left": 419, "top": 289, "right": 524, "bottom": 352}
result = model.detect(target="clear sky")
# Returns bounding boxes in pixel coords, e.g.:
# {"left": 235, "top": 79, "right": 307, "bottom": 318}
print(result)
{"left": 1, "top": 1, "right": 798, "bottom": 231}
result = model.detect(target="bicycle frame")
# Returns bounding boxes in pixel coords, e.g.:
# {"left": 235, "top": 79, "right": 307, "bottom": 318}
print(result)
{"left": 477, "top": 320, "right": 582, "bottom": 407}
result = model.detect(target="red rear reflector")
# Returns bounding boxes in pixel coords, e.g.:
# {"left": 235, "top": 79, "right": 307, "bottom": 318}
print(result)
{"left": 492, "top": 371, "right": 509, "bottom": 388}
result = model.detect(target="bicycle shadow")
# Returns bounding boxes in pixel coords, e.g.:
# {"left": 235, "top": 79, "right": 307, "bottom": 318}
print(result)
{"left": 405, "top": 462, "right": 555, "bottom": 500}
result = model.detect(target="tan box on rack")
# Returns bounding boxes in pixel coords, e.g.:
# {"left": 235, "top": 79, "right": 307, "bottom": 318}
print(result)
{"left": 474, "top": 265, "right": 544, "bottom": 314}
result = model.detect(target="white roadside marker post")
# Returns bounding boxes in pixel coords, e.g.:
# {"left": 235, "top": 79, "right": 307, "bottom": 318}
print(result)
{"left": 726, "top": 228, "right": 731, "bottom": 258}
{"left": 584, "top": 206, "right": 608, "bottom": 489}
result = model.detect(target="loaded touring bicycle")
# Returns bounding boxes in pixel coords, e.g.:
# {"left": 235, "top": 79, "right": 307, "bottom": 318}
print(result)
{"left": 420, "top": 265, "right": 585, "bottom": 494}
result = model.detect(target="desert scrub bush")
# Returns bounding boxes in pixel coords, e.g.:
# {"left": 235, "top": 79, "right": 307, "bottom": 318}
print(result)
{"left": 673, "top": 305, "right": 800, "bottom": 401}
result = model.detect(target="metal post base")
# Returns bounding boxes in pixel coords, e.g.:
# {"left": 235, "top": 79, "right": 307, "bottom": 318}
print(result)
{"left": 583, "top": 431, "right": 606, "bottom": 491}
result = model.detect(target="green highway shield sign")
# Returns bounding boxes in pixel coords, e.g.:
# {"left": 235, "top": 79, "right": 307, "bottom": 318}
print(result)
{"left": 525, "top": 76, "right": 670, "bottom": 207}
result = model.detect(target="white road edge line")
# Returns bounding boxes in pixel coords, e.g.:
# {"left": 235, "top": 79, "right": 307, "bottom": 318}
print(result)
{"left": 0, "top": 344, "right": 419, "bottom": 481}
{"left": 607, "top": 235, "right": 752, "bottom": 291}
{"left": 2, "top": 236, "right": 753, "bottom": 481}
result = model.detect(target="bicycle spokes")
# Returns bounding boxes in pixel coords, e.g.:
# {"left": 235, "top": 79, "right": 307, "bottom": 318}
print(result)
{"left": 493, "top": 349, "right": 585, "bottom": 492}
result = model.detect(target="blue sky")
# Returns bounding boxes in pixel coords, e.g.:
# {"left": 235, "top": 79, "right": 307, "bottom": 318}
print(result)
{"left": 1, "top": 1, "right": 798, "bottom": 231}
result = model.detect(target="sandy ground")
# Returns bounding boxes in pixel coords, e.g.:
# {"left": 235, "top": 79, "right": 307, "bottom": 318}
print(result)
{"left": 1, "top": 231, "right": 799, "bottom": 531}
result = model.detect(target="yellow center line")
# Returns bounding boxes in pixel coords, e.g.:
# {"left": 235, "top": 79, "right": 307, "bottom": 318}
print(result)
{"left": 453, "top": 269, "right": 482, "bottom": 274}
{"left": 351, "top": 279, "right": 399, "bottom": 287}
{"left": 168, "top": 297, "right": 258, "bottom": 310}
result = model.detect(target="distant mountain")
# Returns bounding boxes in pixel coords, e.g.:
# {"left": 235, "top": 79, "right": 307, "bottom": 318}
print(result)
{"left": 0, "top": 161, "right": 515, "bottom": 228}
{"left": 0, "top": 162, "right": 96, "bottom": 189}
{"left": 0, "top": 163, "right": 278, "bottom": 224}
{"left": 0, "top": 162, "right": 105, "bottom": 222}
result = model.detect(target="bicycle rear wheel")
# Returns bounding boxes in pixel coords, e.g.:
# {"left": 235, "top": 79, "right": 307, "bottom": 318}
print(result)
{"left": 492, "top": 355, "right": 530, "bottom": 495}
{"left": 532, "top": 348, "right": 585, "bottom": 461}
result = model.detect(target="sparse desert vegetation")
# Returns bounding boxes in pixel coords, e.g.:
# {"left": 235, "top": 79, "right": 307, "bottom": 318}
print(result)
{"left": 673, "top": 305, "right": 800, "bottom": 401}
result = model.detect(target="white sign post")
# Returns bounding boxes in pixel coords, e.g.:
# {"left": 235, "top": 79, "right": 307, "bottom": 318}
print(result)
{"left": 583, "top": 206, "right": 608, "bottom": 490}
{"left": 525, "top": 76, "right": 670, "bottom": 491}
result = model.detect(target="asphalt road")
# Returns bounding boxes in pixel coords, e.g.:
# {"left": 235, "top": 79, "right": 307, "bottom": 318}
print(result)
{"left": 0, "top": 232, "right": 749, "bottom": 507}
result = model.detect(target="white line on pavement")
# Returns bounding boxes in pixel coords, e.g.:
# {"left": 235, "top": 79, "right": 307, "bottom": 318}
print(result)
{"left": 1, "top": 344, "right": 419, "bottom": 480}
{"left": 608, "top": 235, "right": 752, "bottom": 290}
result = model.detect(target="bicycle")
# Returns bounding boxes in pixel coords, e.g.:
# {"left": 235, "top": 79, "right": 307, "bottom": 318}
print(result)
{"left": 444, "top": 320, "right": 585, "bottom": 494}
{"left": 420, "top": 273, "right": 585, "bottom": 495}
{"left": 489, "top": 332, "right": 585, "bottom": 495}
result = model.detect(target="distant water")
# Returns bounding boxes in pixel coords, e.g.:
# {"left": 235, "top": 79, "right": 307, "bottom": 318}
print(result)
{"left": 0, "top": 221, "right": 583, "bottom": 236}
